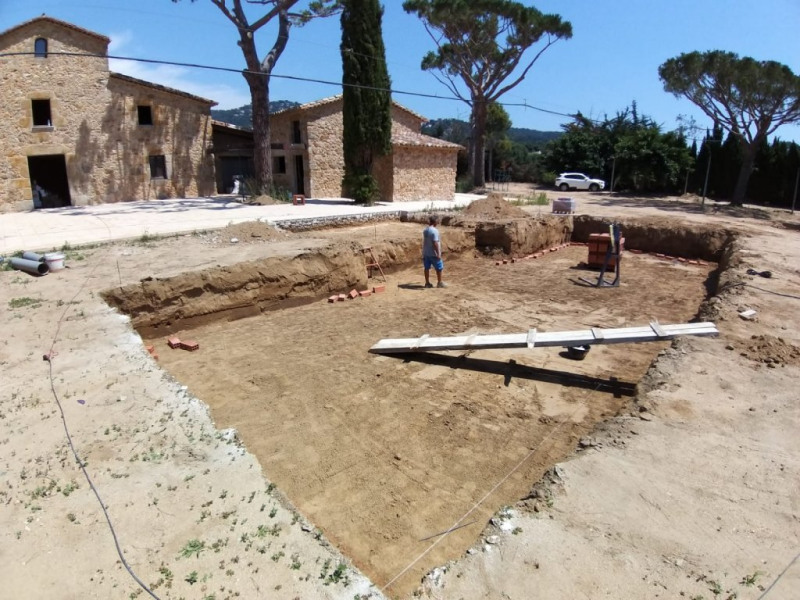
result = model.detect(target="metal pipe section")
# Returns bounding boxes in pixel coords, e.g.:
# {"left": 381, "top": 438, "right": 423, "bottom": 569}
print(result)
{"left": 21, "top": 251, "right": 46, "bottom": 263}
{"left": 9, "top": 257, "right": 49, "bottom": 275}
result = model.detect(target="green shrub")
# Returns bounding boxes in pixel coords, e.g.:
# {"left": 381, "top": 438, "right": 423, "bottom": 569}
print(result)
{"left": 540, "top": 171, "right": 557, "bottom": 186}
{"left": 455, "top": 176, "right": 475, "bottom": 193}
{"left": 343, "top": 173, "right": 380, "bottom": 205}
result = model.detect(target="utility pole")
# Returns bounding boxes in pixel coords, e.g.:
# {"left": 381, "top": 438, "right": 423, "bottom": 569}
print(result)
{"left": 792, "top": 168, "right": 799, "bottom": 214}
{"left": 610, "top": 156, "right": 616, "bottom": 193}
{"left": 683, "top": 169, "right": 691, "bottom": 196}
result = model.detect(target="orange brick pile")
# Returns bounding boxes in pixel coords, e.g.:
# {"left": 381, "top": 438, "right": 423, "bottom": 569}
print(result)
{"left": 328, "top": 285, "right": 386, "bottom": 303}
{"left": 587, "top": 233, "right": 625, "bottom": 271}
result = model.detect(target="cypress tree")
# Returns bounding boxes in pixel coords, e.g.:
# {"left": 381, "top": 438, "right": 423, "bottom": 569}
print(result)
{"left": 340, "top": 0, "right": 393, "bottom": 204}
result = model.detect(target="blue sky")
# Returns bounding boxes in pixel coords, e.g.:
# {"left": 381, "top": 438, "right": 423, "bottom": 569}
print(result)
{"left": 2, "top": 0, "right": 800, "bottom": 143}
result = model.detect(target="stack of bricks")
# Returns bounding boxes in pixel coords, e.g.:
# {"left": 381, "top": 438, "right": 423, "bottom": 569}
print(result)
{"left": 587, "top": 233, "right": 625, "bottom": 271}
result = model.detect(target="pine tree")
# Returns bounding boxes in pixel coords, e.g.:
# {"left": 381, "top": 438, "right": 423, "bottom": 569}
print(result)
{"left": 340, "top": 0, "right": 392, "bottom": 204}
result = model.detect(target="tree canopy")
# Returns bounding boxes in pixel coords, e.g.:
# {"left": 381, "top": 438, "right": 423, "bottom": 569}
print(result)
{"left": 175, "top": 0, "right": 341, "bottom": 191}
{"left": 340, "top": 0, "right": 392, "bottom": 204}
{"left": 544, "top": 105, "right": 693, "bottom": 193}
{"left": 659, "top": 51, "right": 800, "bottom": 205}
{"left": 403, "top": 0, "right": 571, "bottom": 187}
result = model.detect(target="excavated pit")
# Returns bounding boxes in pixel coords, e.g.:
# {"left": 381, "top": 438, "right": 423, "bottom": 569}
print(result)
{"left": 103, "top": 217, "right": 736, "bottom": 597}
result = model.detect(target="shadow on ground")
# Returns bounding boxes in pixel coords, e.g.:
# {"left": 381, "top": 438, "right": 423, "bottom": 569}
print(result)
{"left": 385, "top": 352, "right": 636, "bottom": 397}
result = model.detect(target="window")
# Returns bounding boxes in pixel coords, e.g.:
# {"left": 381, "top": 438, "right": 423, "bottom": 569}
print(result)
{"left": 291, "top": 120, "right": 302, "bottom": 144}
{"left": 31, "top": 99, "right": 51, "bottom": 127}
{"left": 270, "top": 143, "right": 284, "bottom": 150}
{"left": 34, "top": 38, "right": 47, "bottom": 58}
{"left": 273, "top": 156, "right": 286, "bottom": 174}
{"left": 149, "top": 155, "right": 167, "bottom": 179}
{"left": 137, "top": 106, "right": 153, "bottom": 126}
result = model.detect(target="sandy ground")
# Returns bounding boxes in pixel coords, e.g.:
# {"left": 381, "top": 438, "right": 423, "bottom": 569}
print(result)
{"left": 2, "top": 195, "right": 799, "bottom": 600}
{"left": 146, "top": 250, "right": 711, "bottom": 597}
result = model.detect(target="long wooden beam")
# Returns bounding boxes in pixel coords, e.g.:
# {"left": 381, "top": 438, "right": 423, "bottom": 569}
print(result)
{"left": 369, "top": 322, "right": 718, "bottom": 354}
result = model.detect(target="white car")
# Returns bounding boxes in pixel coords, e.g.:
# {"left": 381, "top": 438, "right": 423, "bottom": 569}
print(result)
{"left": 555, "top": 172, "right": 605, "bottom": 192}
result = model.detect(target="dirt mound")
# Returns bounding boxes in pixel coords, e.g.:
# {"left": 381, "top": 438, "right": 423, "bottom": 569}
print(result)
{"left": 463, "top": 193, "right": 529, "bottom": 220}
{"left": 740, "top": 334, "right": 800, "bottom": 367}
{"left": 213, "top": 220, "right": 286, "bottom": 244}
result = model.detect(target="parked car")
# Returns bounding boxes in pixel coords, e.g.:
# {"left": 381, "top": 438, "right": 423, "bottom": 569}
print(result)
{"left": 555, "top": 172, "right": 605, "bottom": 192}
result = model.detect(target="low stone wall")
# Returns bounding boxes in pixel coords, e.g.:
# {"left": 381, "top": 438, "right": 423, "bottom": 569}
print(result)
{"left": 273, "top": 211, "right": 406, "bottom": 232}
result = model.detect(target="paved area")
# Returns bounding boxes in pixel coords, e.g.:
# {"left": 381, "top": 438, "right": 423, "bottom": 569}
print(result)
{"left": 0, "top": 194, "right": 483, "bottom": 253}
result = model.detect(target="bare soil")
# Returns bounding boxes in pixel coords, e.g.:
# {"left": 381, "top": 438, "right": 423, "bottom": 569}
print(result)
{"left": 203, "top": 219, "right": 288, "bottom": 244}
{"left": 146, "top": 249, "right": 712, "bottom": 596}
{"left": 3, "top": 198, "right": 800, "bottom": 600}
{"left": 462, "top": 193, "right": 529, "bottom": 219}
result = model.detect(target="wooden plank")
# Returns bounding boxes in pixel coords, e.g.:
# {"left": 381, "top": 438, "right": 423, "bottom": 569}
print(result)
{"left": 369, "top": 322, "right": 719, "bottom": 354}
{"left": 591, "top": 327, "right": 604, "bottom": 341}
{"left": 526, "top": 328, "right": 537, "bottom": 349}
{"left": 410, "top": 334, "right": 429, "bottom": 350}
{"left": 650, "top": 320, "right": 667, "bottom": 338}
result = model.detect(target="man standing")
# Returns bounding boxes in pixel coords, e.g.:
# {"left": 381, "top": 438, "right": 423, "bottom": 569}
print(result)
{"left": 422, "top": 215, "right": 447, "bottom": 288}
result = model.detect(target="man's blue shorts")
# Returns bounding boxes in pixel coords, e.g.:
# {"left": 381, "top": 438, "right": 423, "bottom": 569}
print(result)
{"left": 423, "top": 256, "right": 444, "bottom": 271}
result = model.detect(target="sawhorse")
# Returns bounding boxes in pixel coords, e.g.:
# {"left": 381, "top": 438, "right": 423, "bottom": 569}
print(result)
{"left": 363, "top": 247, "right": 387, "bottom": 282}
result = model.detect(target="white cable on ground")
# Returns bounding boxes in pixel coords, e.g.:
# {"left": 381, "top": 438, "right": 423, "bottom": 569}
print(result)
{"left": 380, "top": 393, "right": 593, "bottom": 593}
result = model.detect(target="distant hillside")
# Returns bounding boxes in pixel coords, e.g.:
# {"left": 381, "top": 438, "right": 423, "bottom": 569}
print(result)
{"left": 211, "top": 100, "right": 300, "bottom": 128}
{"left": 508, "top": 127, "right": 562, "bottom": 147}
{"left": 422, "top": 118, "right": 561, "bottom": 148}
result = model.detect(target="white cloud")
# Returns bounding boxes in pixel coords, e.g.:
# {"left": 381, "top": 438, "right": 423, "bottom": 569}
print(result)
{"left": 107, "top": 32, "right": 250, "bottom": 109}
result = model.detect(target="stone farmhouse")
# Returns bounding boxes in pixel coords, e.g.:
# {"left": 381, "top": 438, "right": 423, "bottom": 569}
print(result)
{"left": 0, "top": 16, "right": 459, "bottom": 211}
{"left": 214, "top": 95, "right": 462, "bottom": 201}
{"left": 0, "top": 16, "right": 216, "bottom": 212}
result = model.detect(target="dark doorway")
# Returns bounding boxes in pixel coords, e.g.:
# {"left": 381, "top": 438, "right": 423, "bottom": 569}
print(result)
{"left": 218, "top": 155, "right": 254, "bottom": 194}
{"left": 28, "top": 155, "right": 71, "bottom": 208}
{"left": 294, "top": 155, "right": 305, "bottom": 196}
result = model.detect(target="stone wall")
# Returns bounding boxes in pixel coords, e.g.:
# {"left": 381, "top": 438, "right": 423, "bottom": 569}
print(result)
{"left": 0, "top": 20, "right": 214, "bottom": 212}
{"left": 390, "top": 106, "right": 426, "bottom": 132}
{"left": 392, "top": 146, "right": 458, "bottom": 201}
{"left": 304, "top": 103, "right": 345, "bottom": 198}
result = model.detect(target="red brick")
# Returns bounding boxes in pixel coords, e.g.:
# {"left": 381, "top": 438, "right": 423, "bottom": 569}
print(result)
{"left": 348, "top": 289, "right": 359, "bottom": 299}
{"left": 151, "top": 351, "right": 159, "bottom": 361}
{"left": 328, "top": 295, "right": 337, "bottom": 303}
{"left": 629, "top": 249, "right": 643, "bottom": 254}
{"left": 502, "top": 259, "right": 508, "bottom": 264}
{"left": 698, "top": 260, "right": 708, "bottom": 266}
{"left": 146, "top": 345, "right": 155, "bottom": 355}
{"left": 678, "top": 257, "right": 687, "bottom": 263}
{"left": 511, "top": 258, "right": 516, "bottom": 263}
{"left": 338, "top": 294, "right": 346, "bottom": 301}
{"left": 688, "top": 260, "right": 700, "bottom": 265}
{"left": 664, "top": 255, "right": 675, "bottom": 260}
{"left": 180, "top": 340, "right": 200, "bottom": 352}
{"left": 373, "top": 285, "right": 386, "bottom": 293}
{"left": 167, "top": 336, "right": 181, "bottom": 349}
{"left": 359, "top": 290, "right": 372, "bottom": 298}
{"left": 495, "top": 261, "right": 502, "bottom": 266}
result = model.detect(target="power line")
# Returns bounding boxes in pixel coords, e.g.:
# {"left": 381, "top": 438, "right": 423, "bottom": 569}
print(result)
{"left": 0, "top": 49, "right": 585, "bottom": 119}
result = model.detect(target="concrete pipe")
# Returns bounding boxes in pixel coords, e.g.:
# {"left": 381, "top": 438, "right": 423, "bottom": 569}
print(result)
{"left": 10, "top": 257, "right": 49, "bottom": 275}
{"left": 22, "top": 251, "right": 46, "bottom": 263}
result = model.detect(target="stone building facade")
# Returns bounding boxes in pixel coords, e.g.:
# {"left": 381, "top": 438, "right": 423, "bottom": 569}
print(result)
{"left": 0, "top": 16, "right": 216, "bottom": 212}
{"left": 268, "top": 95, "right": 460, "bottom": 201}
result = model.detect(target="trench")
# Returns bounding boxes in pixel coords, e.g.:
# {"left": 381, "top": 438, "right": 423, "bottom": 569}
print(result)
{"left": 102, "top": 216, "right": 739, "bottom": 598}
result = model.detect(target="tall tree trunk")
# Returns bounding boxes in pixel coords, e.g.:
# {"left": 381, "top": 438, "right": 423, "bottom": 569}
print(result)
{"left": 731, "top": 139, "right": 760, "bottom": 206}
{"left": 472, "top": 99, "right": 487, "bottom": 188}
{"left": 245, "top": 73, "right": 272, "bottom": 192}
{"left": 487, "top": 144, "right": 493, "bottom": 182}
